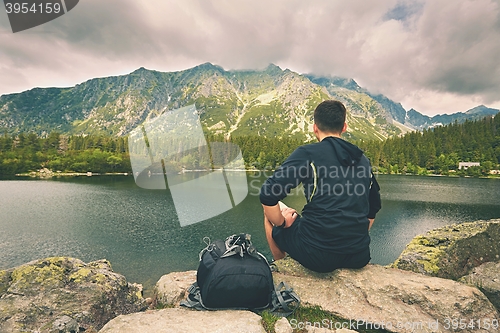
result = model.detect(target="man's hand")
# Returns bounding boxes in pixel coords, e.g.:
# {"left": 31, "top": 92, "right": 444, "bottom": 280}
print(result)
{"left": 281, "top": 206, "right": 298, "bottom": 228}
{"left": 262, "top": 203, "right": 298, "bottom": 228}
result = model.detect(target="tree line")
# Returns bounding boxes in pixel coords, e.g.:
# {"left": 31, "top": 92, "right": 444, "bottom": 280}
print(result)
{"left": 0, "top": 131, "right": 302, "bottom": 175}
{"left": 357, "top": 113, "right": 500, "bottom": 176}
{"left": 0, "top": 133, "right": 130, "bottom": 175}
{"left": 1, "top": 113, "right": 499, "bottom": 176}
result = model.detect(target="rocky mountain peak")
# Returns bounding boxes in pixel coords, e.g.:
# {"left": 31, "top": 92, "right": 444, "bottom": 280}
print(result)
{"left": 0, "top": 63, "right": 497, "bottom": 140}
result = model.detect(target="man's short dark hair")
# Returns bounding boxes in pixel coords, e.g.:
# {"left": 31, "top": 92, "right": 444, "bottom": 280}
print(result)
{"left": 314, "top": 100, "right": 346, "bottom": 134}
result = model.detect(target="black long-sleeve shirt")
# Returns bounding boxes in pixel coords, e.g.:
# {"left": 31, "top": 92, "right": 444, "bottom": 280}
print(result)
{"left": 260, "top": 137, "right": 381, "bottom": 254}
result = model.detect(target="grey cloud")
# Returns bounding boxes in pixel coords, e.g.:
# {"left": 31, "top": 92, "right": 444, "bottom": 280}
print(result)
{"left": 1, "top": 0, "right": 500, "bottom": 113}
{"left": 300, "top": 0, "right": 500, "bottom": 108}
{"left": 45, "top": 0, "right": 164, "bottom": 60}
{"left": 50, "top": 0, "right": 297, "bottom": 68}
{"left": 413, "top": 0, "right": 500, "bottom": 102}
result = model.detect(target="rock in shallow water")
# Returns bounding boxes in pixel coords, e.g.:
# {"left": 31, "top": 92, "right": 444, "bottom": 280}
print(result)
{"left": 393, "top": 219, "right": 500, "bottom": 280}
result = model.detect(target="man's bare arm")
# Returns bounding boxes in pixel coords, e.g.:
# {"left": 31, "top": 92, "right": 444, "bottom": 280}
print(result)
{"left": 262, "top": 203, "right": 298, "bottom": 228}
{"left": 368, "top": 218, "right": 375, "bottom": 230}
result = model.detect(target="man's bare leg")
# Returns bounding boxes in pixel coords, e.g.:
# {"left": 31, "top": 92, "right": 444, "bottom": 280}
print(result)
{"left": 264, "top": 214, "right": 286, "bottom": 260}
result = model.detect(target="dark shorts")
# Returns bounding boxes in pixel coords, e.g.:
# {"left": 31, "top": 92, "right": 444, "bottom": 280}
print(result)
{"left": 272, "top": 217, "right": 371, "bottom": 273}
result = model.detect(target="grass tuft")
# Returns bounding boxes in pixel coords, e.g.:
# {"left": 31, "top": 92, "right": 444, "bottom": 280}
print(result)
{"left": 261, "top": 305, "right": 391, "bottom": 333}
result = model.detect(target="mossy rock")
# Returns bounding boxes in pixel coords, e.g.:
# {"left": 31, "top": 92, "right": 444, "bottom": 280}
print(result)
{"left": 0, "top": 257, "right": 147, "bottom": 333}
{"left": 8, "top": 257, "right": 80, "bottom": 296}
{"left": 392, "top": 219, "right": 500, "bottom": 280}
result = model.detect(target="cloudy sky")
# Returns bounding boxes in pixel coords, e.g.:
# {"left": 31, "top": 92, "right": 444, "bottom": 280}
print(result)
{"left": 1, "top": 0, "right": 499, "bottom": 116}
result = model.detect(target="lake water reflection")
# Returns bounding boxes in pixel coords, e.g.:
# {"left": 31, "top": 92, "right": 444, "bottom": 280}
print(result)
{"left": 0, "top": 174, "right": 499, "bottom": 292}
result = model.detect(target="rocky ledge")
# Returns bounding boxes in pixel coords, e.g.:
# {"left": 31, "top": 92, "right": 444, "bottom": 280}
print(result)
{"left": 1, "top": 220, "right": 500, "bottom": 333}
{"left": 145, "top": 262, "right": 499, "bottom": 333}
{"left": 108, "top": 220, "right": 500, "bottom": 333}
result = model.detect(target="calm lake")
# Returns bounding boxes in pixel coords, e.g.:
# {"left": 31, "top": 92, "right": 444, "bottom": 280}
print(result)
{"left": 1, "top": 174, "right": 499, "bottom": 293}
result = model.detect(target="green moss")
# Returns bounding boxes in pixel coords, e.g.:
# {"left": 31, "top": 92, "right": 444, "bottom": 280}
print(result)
{"left": 34, "top": 264, "right": 65, "bottom": 284}
{"left": 44, "top": 256, "right": 75, "bottom": 266}
{"left": 394, "top": 221, "right": 500, "bottom": 278}
{"left": 280, "top": 305, "right": 390, "bottom": 333}
{"left": 0, "top": 270, "right": 11, "bottom": 295}
{"left": 260, "top": 310, "right": 280, "bottom": 333}
{"left": 8, "top": 257, "right": 78, "bottom": 293}
{"left": 69, "top": 268, "right": 92, "bottom": 283}
{"left": 88, "top": 260, "right": 112, "bottom": 270}
{"left": 11, "top": 263, "right": 65, "bottom": 291}
{"left": 417, "top": 258, "right": 440, "bottom": 275}
{"left": 395, "top": 235, "right": 445, "bottom": 275}
{"left": 92, "top": 273, "right": 107, "bottom": 284}
{"left": 10, "top": 265, "right": 36, "bottom": 284}
{"left": 414, "top": 236, "right": 431, "bottom": 246}
{"left": 404, "top": 236, "right": 425, "bottom": 250}
{"left": 131, "top": 287, "right": 142, "bottom": 300}
{"left": 126, "top": 289, "right": 143, "bottom": 303}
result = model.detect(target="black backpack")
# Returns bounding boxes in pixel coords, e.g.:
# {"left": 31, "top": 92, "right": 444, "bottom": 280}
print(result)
{"left": 181, "top": 233, "right": 300, "bottom": 315}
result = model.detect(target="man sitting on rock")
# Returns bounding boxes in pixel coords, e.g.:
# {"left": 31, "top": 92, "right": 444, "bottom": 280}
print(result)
{"left": 260, "top": 100, "right": 381, "bottom": 273}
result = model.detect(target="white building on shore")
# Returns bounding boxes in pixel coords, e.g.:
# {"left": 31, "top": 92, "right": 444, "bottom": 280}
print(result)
{"left": 458, "top": 162, "right": 480, "bottom": 170}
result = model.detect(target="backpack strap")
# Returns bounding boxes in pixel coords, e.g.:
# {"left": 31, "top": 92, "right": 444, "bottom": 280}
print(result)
{"left": 181, "top": 280, "right": 301, "bottom": 315}
{"left": 269, "top": 282, "right": 300, "bottom": 317}
{"left": 180, "top": 282, "right": 207, "bottom": 311}
{"left": 221, "top": 233, "right": 263, "bottom": 261}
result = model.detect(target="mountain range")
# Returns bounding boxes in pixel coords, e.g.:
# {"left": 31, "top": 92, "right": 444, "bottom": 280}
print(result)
{"left": 0, "top": 63, "right": 498, "bottom": 141}
{"left": 405, "top": 105, "right": 500, "bottom": 130}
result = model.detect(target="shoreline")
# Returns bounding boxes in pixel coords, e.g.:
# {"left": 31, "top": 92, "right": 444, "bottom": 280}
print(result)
{"left": 14, "top": 171, "right": 132, "bottom": 178}
{"left": 9, "top": 169, "right": 500, "bottom": 180}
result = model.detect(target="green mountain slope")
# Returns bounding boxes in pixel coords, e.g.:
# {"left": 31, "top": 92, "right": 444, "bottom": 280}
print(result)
{"left": 0, "top": 64, "right": 411, "bottom": 141}
{"left": 305, "top": 75, "right": 407, "bottom": 140}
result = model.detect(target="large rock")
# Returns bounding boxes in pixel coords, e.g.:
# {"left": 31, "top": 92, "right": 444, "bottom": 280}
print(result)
{"left": 392, "top": 220, "right": 500, "bottom": 280}
{"left": 459, "top": 261, "right": 500, "bottom": 311}
{"left": 273, "top": 258, "right": 499, "bottom": 333}
{"left": 99, "top": 304, "right": 359, "bottom": 333}
{"left": 0, "top": 257, "right": 147, "bottom": 333}
{"left": 98, "top": 308, "right": 266, "bottom": 333}
{"left": 154, "top": 270, "right": 197, "bottom": 307}
{"left": 275, "top": 317, "right": 293, "bottom": 333}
